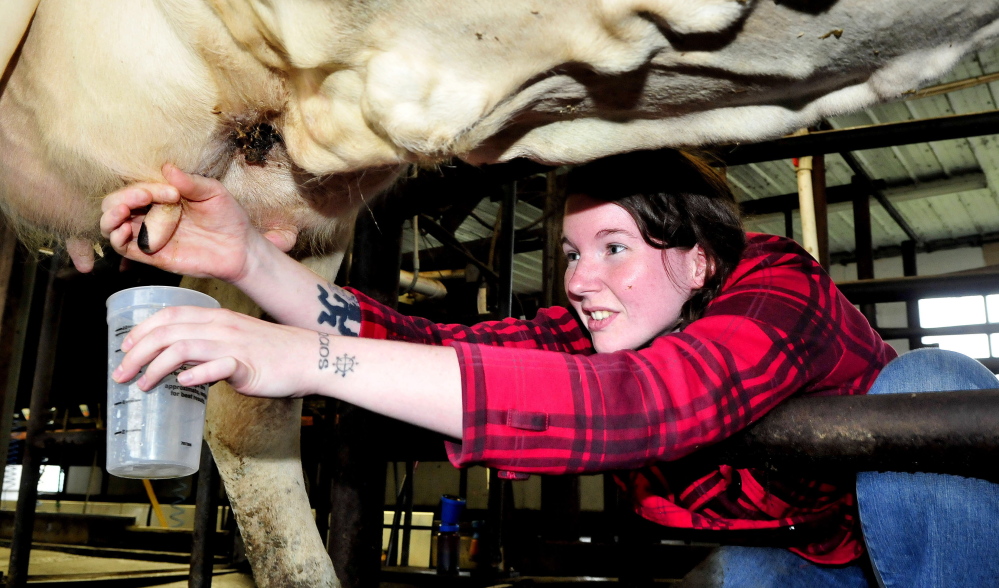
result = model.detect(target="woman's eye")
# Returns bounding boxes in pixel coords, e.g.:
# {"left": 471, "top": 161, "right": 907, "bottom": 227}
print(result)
{"left": 608, "top": 244, "right": 627, "bottom": 255}
{"left": 564, "top": 251, "right": 580, "bottom": 262}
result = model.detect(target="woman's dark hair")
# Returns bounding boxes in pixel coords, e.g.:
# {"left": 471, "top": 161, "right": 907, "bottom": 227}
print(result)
{"left": 565, "top": 149, "right": 746, "bottom": 323}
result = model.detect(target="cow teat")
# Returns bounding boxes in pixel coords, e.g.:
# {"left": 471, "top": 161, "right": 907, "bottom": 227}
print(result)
{"left": 138, "top": 203, "right": 182, "bottom": 255}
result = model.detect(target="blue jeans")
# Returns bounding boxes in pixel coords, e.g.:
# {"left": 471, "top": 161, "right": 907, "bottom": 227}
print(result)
{"left": 680, "top": 349, "right": 999, "bottom": 587}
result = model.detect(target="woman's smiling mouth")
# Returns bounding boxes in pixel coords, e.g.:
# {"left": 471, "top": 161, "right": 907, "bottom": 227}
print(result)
{"left": 586, "top": 310, "right": 617, "bottom": 330}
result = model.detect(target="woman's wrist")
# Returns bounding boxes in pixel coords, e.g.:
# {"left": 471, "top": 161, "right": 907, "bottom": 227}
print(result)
{"left": 230, "top": 231, "right": 288, "bottom": 292}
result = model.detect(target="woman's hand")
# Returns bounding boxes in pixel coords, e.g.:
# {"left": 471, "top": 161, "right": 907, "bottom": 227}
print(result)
{"left": 112, "top": 306, "right": 315, "bottom": 398}
{"left": 100, "top": 164, "right": 297, "bottom": 283}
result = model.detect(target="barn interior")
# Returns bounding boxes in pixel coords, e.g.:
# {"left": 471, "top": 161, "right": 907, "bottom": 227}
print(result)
{"left": 2, "top": 40, "right": 999, "bottom": 588}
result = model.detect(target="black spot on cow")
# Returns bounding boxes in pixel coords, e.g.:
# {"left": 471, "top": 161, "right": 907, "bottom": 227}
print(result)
{"left": 233, "top": 122, "right": 282, "bottom": 165}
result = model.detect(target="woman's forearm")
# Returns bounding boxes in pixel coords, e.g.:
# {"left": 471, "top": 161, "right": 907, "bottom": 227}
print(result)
{"left": 117, "top": 304, "right": 463, "bottom": 437}
{"left": 233, "top": 236, "right": 362, "bottom": 336}
{"left": 302, "top": 334, "right": 464, "bottom": 438}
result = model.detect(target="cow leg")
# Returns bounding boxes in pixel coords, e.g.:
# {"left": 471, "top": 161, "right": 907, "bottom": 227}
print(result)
{"left": 182, "top": 274, "right": 340, "bottom": 588}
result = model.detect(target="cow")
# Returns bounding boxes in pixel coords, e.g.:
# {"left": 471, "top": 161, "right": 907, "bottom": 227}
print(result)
{"left": 2, "top": 1, "right": 998, "bottom": 586}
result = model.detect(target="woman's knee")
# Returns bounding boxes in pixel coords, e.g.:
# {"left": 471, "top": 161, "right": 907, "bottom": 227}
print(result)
{"left": 868, "top": 348, "right": 998, "bottom": 396}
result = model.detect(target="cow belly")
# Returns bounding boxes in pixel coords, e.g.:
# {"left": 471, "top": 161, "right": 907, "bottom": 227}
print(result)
{"left": 0, "top": 0, "right": 219, "bottom": 238}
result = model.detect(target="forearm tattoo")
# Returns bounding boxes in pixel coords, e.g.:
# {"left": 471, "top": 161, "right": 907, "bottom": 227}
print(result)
{"left": 316, "top": 283, "right": 361, "bottom": 336}
{"left": 317, "top": 331, "right": 359, "bottom": 377}
{"left": 318, "top": 332, "right": 331, "bottom": 369}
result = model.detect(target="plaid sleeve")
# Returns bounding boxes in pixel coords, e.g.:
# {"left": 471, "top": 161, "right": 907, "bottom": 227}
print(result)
{"left": 445, "top": 234, "right": 893, "bottom": 474}
{"left": 349, "top": 287, "right": 593, "bottom": 354}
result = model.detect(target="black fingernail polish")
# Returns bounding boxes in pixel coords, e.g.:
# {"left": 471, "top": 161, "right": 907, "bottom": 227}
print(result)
{"left": 138, "top": 223, "right": 152, "bottom": 254}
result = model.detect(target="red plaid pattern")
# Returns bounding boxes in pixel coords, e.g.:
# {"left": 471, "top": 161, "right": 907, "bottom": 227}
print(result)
{"left": 355, "top": 233, "right": 895, "bottom": 564}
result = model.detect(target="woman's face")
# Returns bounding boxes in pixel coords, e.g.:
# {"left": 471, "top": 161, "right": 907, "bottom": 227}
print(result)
{"left": 562, "top": 194, "right": 706, "bottom": 353}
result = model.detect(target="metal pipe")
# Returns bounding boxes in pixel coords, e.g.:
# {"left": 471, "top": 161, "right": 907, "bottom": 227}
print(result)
{"left": 8, "top": 253, "right": 64, "bottom": 588}
{"left": 795, "top": 156, "right": 819, "bottom": 260}
{"left": 330, "top": 194, "right": 402, "bottom": 588}
{"left": 497, "top": 183, "right": 517, "bottom": 318}
{"left": 876, "top": 323, "right": 999, "bottom": 339}
{"left": 418, "top": 269, "right": 466, "bottom": 280}
{"left": 712, "top": 389, "right": 999, "bottom": 481}
{"left": 837, "top": 268, "right": 999, "bottom": 304}
{"left": 852, "top": 178, "right": 876, "bottom": 326}
{"left": 811, "top": 154, "right": 829, "bottom": 270}
{"left": 397, "top": 271, "right": 447, "bottom": 300}
{"left": 742, "top": 172, "right": 984, "bottom": 218}
{"left": 402, "top": 216, "right": 420, "bottom": 294}
{"left": 400, "top": 461, "right": 414, "bottom": 567}
{"left": 190, "top": 440, "right": 221, "bottom": 587}
{"left": 0, "top": 244, "right": 35, "bottom": 521}
{"left": 839, "top": 150, "right": 922, "bottom": 245}
{"left": 901, "top": 240, "right": 922, "bottom": 351}
{"left": 487, "top": 182, "right": 518, "bottom": 573}
{"left": 417, "top": 214, "right": 500, "bottom": 282}
{"left": 719, "top": 110, "right": 999, "bottom": 165}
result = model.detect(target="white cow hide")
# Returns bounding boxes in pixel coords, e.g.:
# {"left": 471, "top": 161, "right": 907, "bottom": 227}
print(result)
{"left": 2, "top": 1, "right": 998, "bottom": 587}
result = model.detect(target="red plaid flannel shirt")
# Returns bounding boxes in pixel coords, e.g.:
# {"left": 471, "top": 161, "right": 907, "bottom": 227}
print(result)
{"left": 355, "top": 233, "right": 896, "bottom": 564}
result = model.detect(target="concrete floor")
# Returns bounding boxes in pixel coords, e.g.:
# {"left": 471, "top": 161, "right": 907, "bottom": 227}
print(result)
{"left": 0, "top": 546, "right": 256, "bottom": 586}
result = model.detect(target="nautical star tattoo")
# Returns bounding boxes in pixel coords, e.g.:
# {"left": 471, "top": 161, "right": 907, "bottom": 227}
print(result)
{"left": 316, "top": 284, "right": 361, "bottom": 377}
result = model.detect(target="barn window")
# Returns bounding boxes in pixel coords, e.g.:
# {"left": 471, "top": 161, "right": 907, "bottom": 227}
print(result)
{"left": 918, "top": 295, "right": 999, "bottom": 359}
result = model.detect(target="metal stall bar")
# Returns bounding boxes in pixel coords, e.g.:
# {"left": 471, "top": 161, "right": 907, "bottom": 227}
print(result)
{"left": 901, "top": 240, "right": 922, "bottom": 351}
{"left": 0, "top": 243, "right": 35, "bottom": 528}
{"left": 7, "top": 253, "right": 65, "bottom": 588}
{"left": 719, "top": 110, "right": 999, "bottom": 165}
{"left": 811, "top": 154, "right": 830, "bottom": 270}
{"left": 326, "top": 190, "right": 404, "bottom": 588}
{"left": 712, "top": 389, "right": 999, "bottom": 481}
{"left": 836, "top": 268, "right": 999, "bottom": 303}
{"left": 838, "top": 150, "right": 921, "bottom": 246}
{"left": 852, "top": 176, "right": 877, "bottom": 326}
{"left": 486, "top": 182, "right": 518, "bottom": 575}
{"left": 190, "top": 440, "right": 221, "bottom": 587}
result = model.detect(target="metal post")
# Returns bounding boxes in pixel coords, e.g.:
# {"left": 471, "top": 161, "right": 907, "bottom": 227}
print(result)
{"left": 488, "top": 182, "right": 517, "bottom": 573}
{"left": 542, "top": 172, "right": 568, "bottom": 309}
{"left": 901, "top": 240, "right": 922, "bottom": 351}
{"left": 400, "top": 461, "right": 414, "bottom": 566}
{"left": 327, "top": 192, "right": 403, "bottom": 588}
{"left": 496, "top": 182, "right": 517, "bottom": 318}
{"left": 811, "top": 155, "right": 830, "bottom": 270}
{"left": 7, "top": 254, "right": 64, "bottom": 588}
{"left": 711, "top": 389, "right": 999, "bottom": 480}
{"left": 721, "top": 110, "right": 999, "bottom": 165}
{"left": 539, "top": 173, "right": 581, "bottom": 541}
{"left": 0, "top": 246, "right": 36, "bottom": 518}
{"left": 852, "top": 177, "right": 876, "bottom": 327}
{"left": 190, "top": 440, "right": 221, "bottom": 587}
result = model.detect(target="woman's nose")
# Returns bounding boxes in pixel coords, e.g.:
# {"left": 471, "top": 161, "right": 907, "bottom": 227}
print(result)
{"left": 565, "top": 260, "right": 600, "bottom": 297}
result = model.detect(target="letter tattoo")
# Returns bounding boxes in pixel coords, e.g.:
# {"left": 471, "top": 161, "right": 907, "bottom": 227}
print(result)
{"left": 317, "top": 284, "right": 361, "bottom": 336}
{"left": 317, "top": 332, "right": 331, "bottom": 370}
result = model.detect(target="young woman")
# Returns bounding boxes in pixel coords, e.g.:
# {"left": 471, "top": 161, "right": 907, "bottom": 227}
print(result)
{"left": 103, "top": 150, "right": 999, "bottom": 587}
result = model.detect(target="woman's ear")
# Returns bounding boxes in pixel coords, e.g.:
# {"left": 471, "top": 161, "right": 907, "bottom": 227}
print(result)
{"left": 691, "top": 245, "right": 709, "bottom": 290}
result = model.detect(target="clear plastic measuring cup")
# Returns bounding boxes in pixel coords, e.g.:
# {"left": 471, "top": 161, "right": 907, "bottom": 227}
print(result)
{"left": 106, "top": 286, "right": 220, "bottom": 478}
